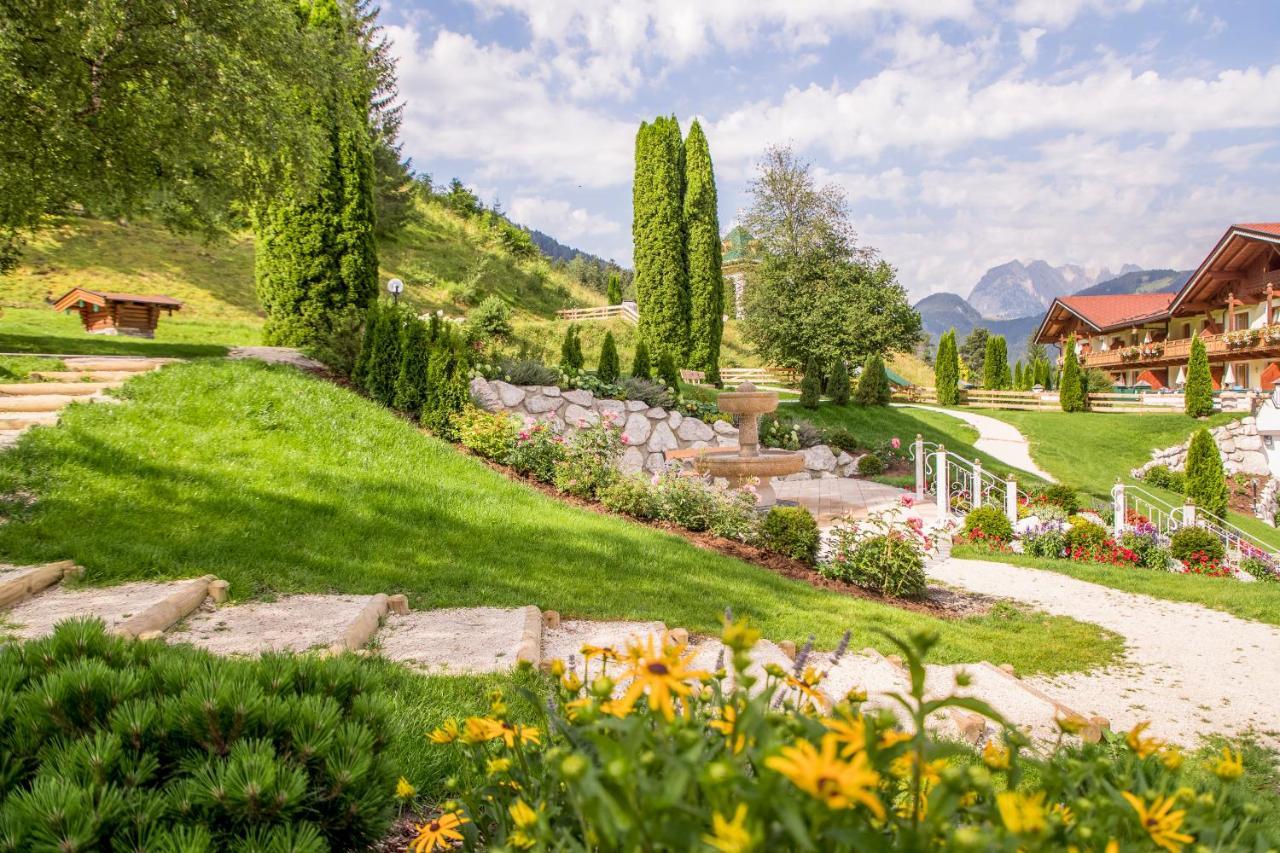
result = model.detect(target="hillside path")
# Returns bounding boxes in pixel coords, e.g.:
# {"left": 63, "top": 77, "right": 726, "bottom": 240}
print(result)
{"left": 901, "top": 404, "right": 1055, "bottom": 482}
{"left": 930, "top": 556, "right": 1280, "bottom": 746}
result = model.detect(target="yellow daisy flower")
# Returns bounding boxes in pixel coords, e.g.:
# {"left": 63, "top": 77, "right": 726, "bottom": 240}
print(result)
{"left": 765, "top": 735, "right": 885, "bottom": 818}
{"left": 395, "top": 777, "right": 416, "bottom": 800}
{"left": 878, "top": 729, "right": 914, "bottom": 750}
{"left": 1212, "top": 746, "right": 1244, "bottom": 781}
{"left": 411, "top": 812, "right": 469, "bottom": 852}
{"left": 427, "top": 719, "right": 460, "bottom": 745}
{"left": 1160, "top": 747, "right": 1184, "bottom": 771}
{"left": 996, "top": 790, "right": 1047, "bottom": 835}
{"left": 702, "top": 803, "right": 754, "bottom": 853}
{"left": 982, "top": 741, "right": 1010, "bottom": 770}
{"left": 508, "top": 798, "right": 539, "bottom": 829}
{"left": 1126, "top": 721, "right": 1164, "bottom": 759}
{"left": 709, "top": 704, "right": 747, "bottom": 754}
{"left": 821, "top": 710, "right": 867, "bottom": 758}
{"left": 615, "top": 632, "right": 709, "bottom": 722}
{"left": 1122, "top": 792, "right": 1194, "bottom": 852}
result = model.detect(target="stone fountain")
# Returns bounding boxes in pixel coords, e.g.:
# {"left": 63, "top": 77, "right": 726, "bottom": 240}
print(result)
{"left": 693, "top": 382, "right": 804, "bottom": 507}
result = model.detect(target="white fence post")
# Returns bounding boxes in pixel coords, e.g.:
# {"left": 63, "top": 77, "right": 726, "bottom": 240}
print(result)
{"left": 1005, "top": 475, "right": 1018, "bottom": 525}
{"left": 914, "top": 434, "right": 925, "bottom": 500}
{"left": 935, "top": 444, "right": 949, "bottom": 519}
{"left": 972, "top": 458, "right": 984, "bottom": 508}
{"left": 1112, "top": 479, "right": 1126, "bottom": 538}
{"left": 1183, "top": 498, "right": 1197, "bottom": 527}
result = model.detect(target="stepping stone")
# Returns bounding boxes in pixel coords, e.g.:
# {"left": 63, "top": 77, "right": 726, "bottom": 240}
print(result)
{"left": 0, "top": 382, "right": 120, "bottom": 396}
{"left": 29, "top": 371, "right": 137, "bottom": 382}
{"left": 0, "top": 413, "right": 59, "bottom": 428}
{"left": 62, "top": 358, "right": 173, "bottom": 372}
{"left": 542, "top": 619, "right": 666, "bottom": 682}
{"left": 167, "top": 593, "right": 386, "bottom": 656}
{"left": 379, "top": 606, "right": 541, "bottom": 674}
{"left": 0, "top": 561, "right": 78, "bottom": 609}
{"left": 2, "top": 579, "right": 208, "bottom": 641}
{"left": 924, "top": 662, "right": 1074, "bottom": 744}
{"left": 0, "top": 395, "right": 83, "bottom": 412}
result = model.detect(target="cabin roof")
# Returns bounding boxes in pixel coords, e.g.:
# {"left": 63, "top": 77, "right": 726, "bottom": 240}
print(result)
{"left": 1168, "top": 223, "right": 1280, "bottom": 313}
{"left": 53, "top": 288, "right": 183, "bottom": 312}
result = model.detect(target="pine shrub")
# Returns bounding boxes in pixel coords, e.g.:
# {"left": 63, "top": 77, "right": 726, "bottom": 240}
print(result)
{"left": 934, "top": 329, "right": 960, "bottom": 406}
{"left": 757, "top": 506, "right": 820, "bottom": 564}
{"left": 394, "top": 314, "right": 432, "bottom": 416}
{"left": 656, "top": 352, "right": 681, "bottom": 393}
{"left": 631, "top": 340, "right": 652, "bottom": 379}
{"left": 606, "top": 272, "right": 622, "bottom": 305}
{"left": 799, "top": 357, "right": 821, "bottom": 409}
{"left": 559, "top": 325, "right": 584, "bottom": 373}
{"left": 421, "top": 348, "right": 471, "bottom": 442}
{"left": 828, "top": 359, "right": 850, "bottom": 406}
{"left": 1059, "top": 335, "right": 1085, "bottom": 412}
{"left": 0, "top": 619, "right": 397, "bottom": 850}
{"left": 982, "top": 335, "right": 1008, "bottom": 390}
{"left": 1184, "top": 334, "right": 1214, "bottom": 417}
{"left": 854, "top": 354, "right": 891, "bottom": 406}
{"left": 1185, "top": 428, "right": 1228, "bottom": 520}
{"left": 597, "top": 332, "right": 621, "bottom": 384}
{"left": 364, "top": 304, "right": 403, "bottom": 407}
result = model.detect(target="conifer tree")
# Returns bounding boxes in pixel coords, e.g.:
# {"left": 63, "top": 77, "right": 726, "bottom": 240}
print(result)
{"left": 982, "top": 335, "right": 1009, "bottom": 390}
{"left": 934, "top": 329, "right": 960, "bottom": 406}
{"left": 800, "top": 356, "right": 821, "bottom": 409}
{"left": 364, "top": 304, "right": 402, "bottom": 407}
{"left": 1013, "top": 361, "right": 1024, "bottom": 390}
{"left": 631, "top": 116, "right": 689, "bottom": 365}
{"left": 353, "top": 302, "right": 380, "bottom": 388}
{"left": 394, "top": 315, "right": 432, "bottom": 417}
{"left": 855, "top": 353, "right": 892, "bottom": 406}
{"left": 1184, "top": 334, "right": 1214, "bottom": 417}
{"left": 683, "top": 120, "right": 723, "bottom": 385}
{"left": 1185, "top": 427, "right": 1228, "bottom": 520}
{"left": 631, "top": 339, "right": 652, "bottom": 379}
{"left": 607, "top": 273, "right": 622, "bottom": 305}
{"left": 1059, "top": 335, "right": 1085, "bottom": 412}
{"left": 828, "top": 359, "right": 851, "bottom": 406}
{"left": 597, "top": 331, "right": 620, "bottom": 383}
{"left": 560, "top": 325, "right": 584, "bottom": 373}
{"left": 657, "top": 351, "right": 682, "bottom": 392}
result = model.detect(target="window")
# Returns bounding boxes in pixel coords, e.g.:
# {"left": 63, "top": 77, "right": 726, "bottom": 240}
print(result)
{"left": 1237, "top": 363, "right": 1250, "bottom": 388}
{"left": 1235, "top": 310, "right": 1250, "bottom": 331}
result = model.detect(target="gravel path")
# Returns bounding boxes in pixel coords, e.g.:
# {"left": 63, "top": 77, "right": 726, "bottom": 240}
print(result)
{"left": 931, "top": 556, "right": 1280, "bottom": 746}
{"left": 902, "top": 404, "right": 1055, "bottom": 482}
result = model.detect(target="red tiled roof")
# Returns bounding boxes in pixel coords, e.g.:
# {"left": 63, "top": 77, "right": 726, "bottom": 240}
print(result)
{"left": 1237, "top": 223, "right": 1280, "bottom": 236}
{"left": 1056, "top": 293, "right": 1176, "bottom": 331}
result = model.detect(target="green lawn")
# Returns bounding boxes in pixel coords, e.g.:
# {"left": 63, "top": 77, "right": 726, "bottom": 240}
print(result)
{"left": 0, "top": 307, "right": 243, "bottom": 357}
{"left": 0, "top": 359, "right": 1119, "bottom": 676}
{"left": 0, "top": 354, "right": 64, "bottom": 381}
{"left": 953, "top": 543, "right": 1280, "bottom": 628}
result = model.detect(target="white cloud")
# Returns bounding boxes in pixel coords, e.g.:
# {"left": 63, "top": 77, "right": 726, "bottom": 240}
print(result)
{"left": 1012, "top": 0, "right": 1147, "bottom": 29}
{"left": 1017, "top": 27, "right": 1046, "bottom": 61}
{"left": 507, "top": 196, "right": 622, "bottom": 242}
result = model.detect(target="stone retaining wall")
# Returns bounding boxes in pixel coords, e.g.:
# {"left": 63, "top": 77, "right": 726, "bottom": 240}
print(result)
{"left": 1131, "top": 416, "right": 1268, "bottom": 478}
{"left": 469, "top": 378, "right": 858, "bottom": 479}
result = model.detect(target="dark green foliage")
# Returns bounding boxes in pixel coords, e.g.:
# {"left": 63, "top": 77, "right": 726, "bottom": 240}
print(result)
{"left": 422, "top": 344, "right": 470, "bottom": 441}
{"left": 982, "top": 335, "right": 1009, "bottom": 390}
{"left": 962, "top": 507, "right": 1013, "bottom": 542}
{"left": 1185, "top": 334, "right": 1214, "bottom": 417}
{"left": 857, "top": 454, "right": 885, "bottom": 475}
{"left": 934, "top": 330, "right": 960, "bottom": 406}
{"left": 1066, "top": 518, "right": 1109, "bottom": 552}
{"left": 821, "top": 427, "right": 860, "bottom": 454}
{"left": 1170, "top": 526, "right": 1226, "bottom": 563}
{"left": 799, "top": 357, "right": 822, "bottom": 409}
{"left": 828, "top": 359, "right": 850, "bottom": 406}
{"left": 683, "top": 120, "right": 723, "bottom": 384}
{"left": 1185, "top": 428, "right": 1228, "bottom": 520}
{"left": 597, "top": 332, "right": 620, "bottom": 384}
{"left": 959, "top": 328, "right": 988, "bottom": 380}
{"left": 559, "top": 325, "right": 584, "bottom": 373}
{"left": 308, "top": 304, "right": 366, "bottom": 378}
{"left": 632, "top": 116, "right": 689, "bottom": 364}
{"left": 656, "top": 352, "right": 681, "bottom": 392}
{"left": 854, "top": 354, "right": 891, "bottom": 406}
{"left": 467, "top": 296, "right": 513, "bottom": 341}
{"left": 1059, "top": 335, "right": 1085, "bottom": 412}
{"left": 0, "top": 620, "right": 396, "bottom": 850}
{"left": 1013, "top": 361, "right": 1024, "bottom": 390}
{"left": 1143, "top": 465, "right": 1186, "bottom": 492}
{"left": 1033, "top": 358, "right": 1050, "bottom": 389}
{"left": 631, "top": 340, "right": 652, "bottom": 379}
{"left": 757, "top": 507, "right": 820, "bottom": 564}
{"left": 394, "top": 315, "right": 432, "bottom": 417}
{"left": 607, "top": 273, "right": 622, "bottom": 305}
{"left": 362, "top": 304, "right": 403, "bottom": 407}
{"left": 1031, "top": 484, "right": 1081, "bottom": 515}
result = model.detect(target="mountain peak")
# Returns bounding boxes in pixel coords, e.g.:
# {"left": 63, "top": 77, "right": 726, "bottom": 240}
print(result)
{"left": 967, "top": 259, "right": 1141, "bottom": 320}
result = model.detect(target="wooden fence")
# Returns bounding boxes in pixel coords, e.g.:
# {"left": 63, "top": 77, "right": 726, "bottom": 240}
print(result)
{"left": 554, "top": 303, "right": 639, "bottom": 325}
{"left": 892, "top": 386, "right": 1256, "bottom": 414}
{"left": 719, "top": 366, "right": 798, "bottom": 387}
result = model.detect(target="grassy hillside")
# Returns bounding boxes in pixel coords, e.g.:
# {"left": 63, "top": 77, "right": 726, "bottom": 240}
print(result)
{"left": 0, "top": 359, "right": 1118, "bottom": 675}
{"left": 514, "top": 317, "right": 760, "bottom": 369}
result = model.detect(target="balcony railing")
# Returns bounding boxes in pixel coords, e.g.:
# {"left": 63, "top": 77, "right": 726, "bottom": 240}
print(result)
{"left": 1080, "top": 326, "right": 1280, "bottom": 369}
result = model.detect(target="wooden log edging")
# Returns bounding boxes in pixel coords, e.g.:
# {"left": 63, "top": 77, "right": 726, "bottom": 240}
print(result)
{"left": 330, "top": 593, "right": 390, "bottom": 654}
{"left": 0, "top": 560, "right": 80, "bottom": 610}
{"left": 115, "top": 575, "right": 216, "bottom": 639}
{"left": 516, "top": 605, "right": 543, "bottom": 666}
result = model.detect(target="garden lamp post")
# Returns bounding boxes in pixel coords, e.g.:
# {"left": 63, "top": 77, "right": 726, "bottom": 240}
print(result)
{"left": 387, "top": 278, "right": 404, "bottom": 305}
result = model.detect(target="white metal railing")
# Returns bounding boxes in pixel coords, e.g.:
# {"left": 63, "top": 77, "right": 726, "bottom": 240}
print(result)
{"left": 910, "top": 436, "right": 1030, "bottom": 521}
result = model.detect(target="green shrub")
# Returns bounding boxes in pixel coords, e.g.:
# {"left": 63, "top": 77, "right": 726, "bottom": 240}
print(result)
{"left": 307, "top": 304, "right": 366, "bottom": 377}
{"left": 823, "top": 521, "right": 928, "bottom": 597}
{"left": 507, "top": 421, "right": 566, "bottom": 482}
{"left": 1023, "top": 522, "right": 1069, "bottom": 558}
{"left": 708, "top": 489, "right": 762, "bottom": 543}
{"left": 651, "top": 474, "right": 721, "bottom": 532}
{"left": 856, "top": 454, "right": 885, "bottom": 476}
{"left": 607, "top": 272, "right": 622, "bottom": 305}
{"left": 757, "top": 506, "right": 820, "bottom": 564}
{"left": 1185, "top": 428, "right": 1228, "bottom": 520}
{"left": 1119, "top": 529, "right": 1172, "bottom": 570}
{"left": 619, "top": 377, "right": 675, "bottom": 409}
{"left": 559, "top": 324, "right": 584, "bottom": 373}
{"left": 821, "top": 427, "right": 860, "bottom": 454}
{"left": 394, "top": 314, "right": 432, "bottom": 416}
{"left": 467, "top": 295, "right": 513, "bottom": 340}
{"left": 553, "top": 418, "right": 622, "bottom": 499}
{"left": 961, "top": 506, "right": 1013, "bottom": 542}
{"left": 1065, "top": 516, "right": 1109, "bottom": 552}
{"left": 934, "top": 329, "right": 960, "bottom": 406}
{"left": 855, "top": 353, "right": 891, "bottom": 406}
{"left": 1059, "top": 334, "right": 1085, "bottom": 412}
{"left": 630, "top": 339, "right": 652, "bottom": 379}
{"left": 361, "top": 303, "right": 404, "bottom": 407}
{"left": 1240, "top": 557, "right": 1277, "bottom": 582}
{"left": 656, "top": 351, "right": 681, "bottom": 393}
{"left": 0, "top": 620, "right": 397, "bottom": 850}
{"left": 1170, "top": 526, "right": 1226, "bottom": 563}
{"left": 420, "top": 347, "right": 470, "bottom": 441}
{"left": 827, "top": 359, "right": 850, "bottom": 406}
{"left": 799, "top": 356, "right": 821, "bottom": 409}
{"left": 597, "top": 331, "right": 620, "bottom": 383}
{"left": 1143, "top": 464, "right": 1186, "bottom": 492}
{"left": 1031, "top": 484, "right": 1081, "bottom": 515}
{"left": 599, "top": 476, "right": 661, "bottom": 520}
{"left": 457, "top": 407, "right": 517, "bottom": 459}
{"left": 499, "top": 358, "right": 559, "bottom": 387}
{"left": 1184, "top": 334, "right": 1214, "bottom": 417}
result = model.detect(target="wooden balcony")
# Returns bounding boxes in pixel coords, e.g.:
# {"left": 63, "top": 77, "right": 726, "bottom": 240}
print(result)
{"left": 1080, "top": 327, "right": 1280, "bottom": 370}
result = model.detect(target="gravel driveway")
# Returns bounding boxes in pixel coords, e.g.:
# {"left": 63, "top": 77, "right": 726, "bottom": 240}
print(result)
{"left": 931, "top": 556, "right": 1280, "bottom": 747}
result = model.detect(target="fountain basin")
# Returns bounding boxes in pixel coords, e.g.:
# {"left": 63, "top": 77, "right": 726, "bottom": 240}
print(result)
{"left": 692, "top": 447, "right": 805, "bottom": 479}
{"left": 715, "top": 390, "right": 781, "bottom": 416}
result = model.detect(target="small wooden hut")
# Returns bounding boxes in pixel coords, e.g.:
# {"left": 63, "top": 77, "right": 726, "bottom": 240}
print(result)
{"left": 52, "top": 288, "right": 182, "bottom": 338}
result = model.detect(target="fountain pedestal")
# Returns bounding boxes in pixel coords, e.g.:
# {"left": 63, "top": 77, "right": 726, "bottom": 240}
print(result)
{"left": 692, "top": 382, "right": 804, "bottom": 507}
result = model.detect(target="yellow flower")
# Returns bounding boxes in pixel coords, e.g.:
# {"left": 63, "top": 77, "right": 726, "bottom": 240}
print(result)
{"left": 1160, "top": 747, "right": 1184, "bottom": 771}
{"left": 1212, "top": 746, "right": 1244, "bottom": 781}
{"left": 1052, "top": 802, "right": 1075, "bottom": 826}
{"left": 1122, "top": 792, "right": 1194, "bottom": 852}
{"left": 765, "top": 735, "right": 885, "bottom": 818}
{"left": 996, "top": 790, "right": 1047, "bottom": 835}
{"left": 721, "top": 618, "right": 761, "bottom": 652}
{"left": 509, "top": 830, "right": 536, "bottom": 850}
{"left": 959, "top": 791, "right": 979, "bottom": 808}
{"left": 411, "top": 812, "right": 470, "bottom": 852}
{"left": 702, "top": 803, "right": 754, "bottom": 853}
{"left": 560, "top": 671, "right": 584, "bottom": 693}
{"left": 615, "top": 632, "right": 709, "bottom": 722}
{"left": 427, "top": 719, "right": 460, "bottom": 744}
{"left": 580, "top": 643, "right": 617, "bottom": 662}
{"left": 486, "top": 757, "right": 512, "bottom": 776}
{"left": 548, "top": 658, "right": 565, "bottom": 677}
{"left": 784, "top": 666, "right": 829, "bottom": 713}
{"left": 982, "top": 741, "right": 1010, "bottom": 770}
{"left": 464, "top": 716, "right": 541, "bottom": 747}
{"left": 709, "top": 704, "right": 747, "bottom": 754}
{"left": 878, "top": 729, "right": 914, "bottom": 750}
{"left": 1126, "top": 721, "right": 1164, "bottom": 759}
{"left": 1055, "top": 712, "right": 1088, "bottom": 735}
{"left": 889, "top": 752, "right": 945, "bottom": 786}
{"left": 395, "top": 777, "right": 417, "bottom": 800}
{"left": 820, "top": 710, "right": 867, "bottom": 758}
{"left": 508, "top": 798, "right": 539, "bottom": 829}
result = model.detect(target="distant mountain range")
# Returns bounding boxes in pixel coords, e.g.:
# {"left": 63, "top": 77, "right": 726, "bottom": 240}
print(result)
{"left": 917, "top": 262, "right": 1193, "bottom": 360}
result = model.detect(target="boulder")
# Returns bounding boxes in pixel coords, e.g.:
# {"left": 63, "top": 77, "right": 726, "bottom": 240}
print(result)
{"left": 596, "top": 399, "right": 626, "bottom": 420}
{"left": 667, "top": 411, "right": 684, "bottom": 430}
{"left": 782, "top": 472, "right": 812, "bottom": 482}
{"left": 648, "top": 421, "right": 679, "bottom": 452}
{"left": 677, "top": 418, "right": 715, "bottom": 442}
{"left": 563, "top": 404, "right": 597, "bottom": 427}
{"left": 1237, "top": 434, "right": 1264, "bottom": 452}
{"left": 491, "top": 380, "right": 526, "bottom": 408}
{"left": 1219, "top": 438, "right": 1236, "bottom": 454}
{"left": 716, "top": 435, "right": 737, "bottom": 448}
{"left": 625, "top": 400, "right": 648, "bottom": 412}
{"left": 541, "top": 386, "right": 562, "bottom": 398}
{"left": 469, "top": 377, "right": 503, "bottom": 412}
{"left": 690, "top": 440, "right": 710, "bottom": 449}
{"left": 1240, "top": 453, "right": 1270, "bottom": 476}
{"left": 623, "top": 412, "right": 652, "bottom": 445}
{"left": 562, "top": 389, "right": 594, "bottom": 407}
{"left": 619, "top": 446, "right": 645, "bottom": 475}
{"left": 646, "top": 407, "right": 666, "bottom": 419}
{"left": 524, "top": 393, "right": 561, "bottom": 414}
{"left": 713, "top": 419, "right": 738, "bottom": 436}
{"left": 644, "top": 452, "right": 668, "bottom": 473}
{"left": 802, "top": 444, "right": 837, "bottom": 472}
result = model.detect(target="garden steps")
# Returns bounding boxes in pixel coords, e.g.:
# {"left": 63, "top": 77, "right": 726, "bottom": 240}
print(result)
{"left": 378, "top": 605, "right": 542, "bottom": 674}
{"left": 1, "top": 575, "right": 219, "bottom": 641}
{"left": 0, "top": 381, "right": 122, "bottom": 396}
{"left": 540, "top": 617, "right": 667, "bottom": 682}
{"left": 923, "top": 661, "right": 1091, "bottom": 745}
{"left": 166, "top": 592, "right": 390, "bottom": 656}
{"left": 28, "top": 370, "right": 140, "bottom": 382}
{"left": 61, "top": 357, "right": 177, "bottom": 372}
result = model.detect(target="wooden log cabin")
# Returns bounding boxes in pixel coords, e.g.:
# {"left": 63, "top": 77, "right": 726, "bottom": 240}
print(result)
{"left": 52, "top": 288, "right": 183, "bottom": 338}
{"left": 1034, "top": 223, "right": 1280, "bottom": 390}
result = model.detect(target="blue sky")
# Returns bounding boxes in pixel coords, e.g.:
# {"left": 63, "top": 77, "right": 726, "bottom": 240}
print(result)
{"left": 381, "top": 0, "right": 1280, "bottom": 301}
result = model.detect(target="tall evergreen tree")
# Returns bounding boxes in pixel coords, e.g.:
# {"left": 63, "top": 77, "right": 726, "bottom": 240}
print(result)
{"left": 828, "top": 359, "right": 851, "bottom": 406}
{"left": 799, "top": 356, "right": 821, "bottom": 409}
{"left": 683, "top": 120, "right": 723, "bottom": 385}
{"left": 394, "top": 315, "right": 432, "bottom": 417}
{"left": 855, "top": 354, "right": 892, "bottom": 406}
{"left": 656, "top": 351, "right": 681, "bottom": 392}
{"left": 597, "top": 331, "right": 620, "bottom": 383}
{"left": 559, "top": 325, "right": 584, "bottom": 372}
{"left": 631, "top": 116, "right": 689, "bottom": 365}
{"left": 1059, "top": 335, "right": 1085, "bottom": 412}
{"left": 631, "top": 339, "right": 652, "bottom": 379}
{"left": 1184, "top": 334, "right": 1214, "bottom": 417}
{"left": 1185, "top": 428, "right": 1228, "bottom": 520}
{"left": 983, "top": 335, "right": 1009, "bottom": 390}
{"left": 606, "top": 273, "right": 622, "bottom": 305}
{"left": 1013, "top": 361, "right": 1024, "bottom": 390}
{"left": 364, "top": 304, "right": 402, "bottom": 407}
{"left": 935, "top": 329, "right": 960, "bottom": 406}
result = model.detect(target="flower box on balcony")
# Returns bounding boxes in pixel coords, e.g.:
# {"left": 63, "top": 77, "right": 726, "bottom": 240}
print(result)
{"left": 1224, "top": 329, "right": 1261, "bottom": 349}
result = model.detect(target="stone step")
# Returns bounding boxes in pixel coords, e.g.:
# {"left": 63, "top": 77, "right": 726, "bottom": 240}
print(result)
{"left": 0, "top": 381, "right": 120, "bottom": 396}
{"left": 3, "top": 576, "right": 216, "bottom": 641}
{"left": 29, "top": 370, "right": 138, "bottom": 382}
{"left": 0, "top": 412, "right": 60, "bottom": 427}
{"left": 166, "top": 592, "right": 388, "bottom": 656}
{"left": 0, "top": 560, "right": 81, "bottom": 609}
{"left": 541, "top": 618, "right": 666, "bottom": 682}
{"left": 0, "top": 395, "right": 85, "bottom": 412}
{"left": 62, "top": 358, "right": 173, "bottom": 372}
{"left": 924, "top": 662, "right": 1082, "bottom": 745}
{"left": 380, "top": 605, "right": 541, "bottom": 674}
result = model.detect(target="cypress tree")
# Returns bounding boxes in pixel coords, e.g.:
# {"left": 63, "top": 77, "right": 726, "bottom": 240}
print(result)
{"left": 828, "top": 359, "right": 851, "bottom": 406}
{"left": 1059, "top": 335, "right": 1085, "bottom": 412}
{"left": 423, "top": 349, "right": 469, "bottom": 441}
{"left": 353, "top": 302, "right": 380, "bottom": 390}
{"left": 597, "top": 331, "right": 620, "bottom": 383}
{"left": 394, "top": 315, "right": 433, "bottom": 417}
{"left": 1185, "top": 334, "right": 1214, "bottom": 417}
{"left": 855, "top": 354, "right": 892, "bottom": 406}
{"left": 683, "top": 120, "right": 723, "bottom": 385}
{"left": 800, "top": 356, "right": 821, "bottom": 409}
{"left": 657, "top": 351, "right": 682, "bottom": 392}
{"left": 631, "top": 339, "right": 652, "bottom": 379}
{"left": 983, "top": 335, "right": 1009, "bottom": 390}
{"left": 365, "top": 305, "right": 402, "bottom": 407}
{"left": 1185, "top": 428, "right": 1228, "bottom": 520}
{"left": 935, "top": 329, "right": 960, "bottom": 406}
{"left": 1013, "top": 361, "right": 1024, "bottom": 390}
{"left": 560, "top": 325, "right": 584, "bottom": 373}
{"left": 607, "top": 273, "right": 622, "bottom": 305}
{"left": 631, "top": 116, "right": 689, "bottom": 365}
